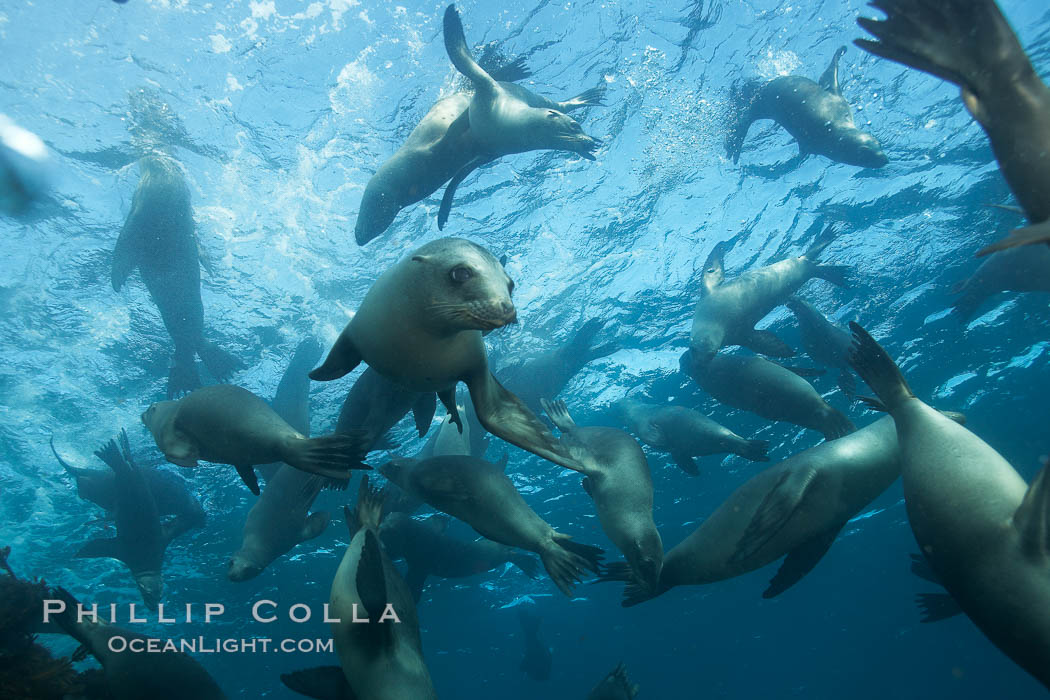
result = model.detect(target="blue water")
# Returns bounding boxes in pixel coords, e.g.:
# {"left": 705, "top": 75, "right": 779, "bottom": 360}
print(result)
{"left": 2, "top": 0, "right": 1049, "bottom": 698}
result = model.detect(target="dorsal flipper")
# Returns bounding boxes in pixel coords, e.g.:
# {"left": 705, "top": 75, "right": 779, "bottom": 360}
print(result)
{"left": 443, "top": 5, "right": 498, "bottom": 95}
{"left": 1014, "top": 460, "right": 1050, "bottom": 559}
{"left": 819, "top": 46, "right": 847, "bottom": 94}
{"left": 310, "top": 330, "right": 362, "bottom": 382}
{"left": 762, "top": 527, "right": 839, "bottom": 598}
{"left": 438, "top": 155, "right": 495, "bottom": 230}
{"left": 281, "top": 666, "right": 357, "bottom": 700}
{"left": 731, "top": 467, "right": 820, "bottom": 563}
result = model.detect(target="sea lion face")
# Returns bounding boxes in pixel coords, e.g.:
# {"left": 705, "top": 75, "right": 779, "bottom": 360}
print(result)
{"left": 829, "top": 127, "right": 888, "bottom": 168}
{"left": 535, "top": 109, "right": 601, "bottom": 160}
{"left": 410, "top": 239, "right": 517, "bottom": 332}
{"left": 133, "top": 570, "right": 163, "bottom": 610}
{"left": 378, "top": 457, "right": 415, "bottom": 490}
{"left": 227, "top": 553, "right": 263, "bottom": 582}
{"left": 141, "top": 400, "right": 178, "bottom": 438}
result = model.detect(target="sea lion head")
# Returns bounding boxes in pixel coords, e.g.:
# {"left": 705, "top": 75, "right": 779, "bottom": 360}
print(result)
{"left": 226, "top": 553, "right": 264, "bottom": 582}
{"left": 532, "top": 109, "right": 602, "bottom": 161}
{"left": 378, "top": 457, "right": 417, "bottom": 489}
{"left": 133, "top": 570, "right": 163, "bottom": 610}
{"left": 355, "top": 180, "right": 400, "bottom": 246}
{"left": 409, "top": 238, "right": 517, "bottom": 332}
{"left": 630, "top": 530, "right": 664, "bottom": 594}
{"left": 828, "top": 127, "right": 887, "bottom": 169}
{"left": 141, "top": 400, "right": 178, "bottom": 441}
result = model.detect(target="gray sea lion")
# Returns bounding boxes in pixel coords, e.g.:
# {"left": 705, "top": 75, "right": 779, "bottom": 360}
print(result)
{"left": 111, "top": 155, "right": 241, "bottom": 398}
{"left": 50, "top": 587, "right": 226, "bottom": 699}
{"left": 379, "top": 455, "right": 604, "bottom": 596}
{"left": 518, "top": 605, "right": 552, "bottom": 682}
{"left": 614, "top": 398, "right": 769, "bottom": 475}
{"left": 848, "top": 322, "right": 1050, "bottom": 689}
{"left": 329, "top": 476, "right": 437, "bottom": 699}
{"left": 438, "top": 5, "right": 602, "bottom": 227}
{"left": 949, "top": 243, "right": 1050, "bottom": 320}
{"left": 689, "top": 226, "right": 849, "bottom": 367}
{"left": 310, "top": 237, "right": 588, "bottom": 472}
{"left": 379, "top": 511, "right": 539, "bottom": 600}
{"left": 681, "top": 350, "right": 855, "bottom": 441}
{"left": 725, "top": 46, "right": 888, "bottom": 168}
{"left": 257, "top": 337, "right": 323, "bottom": 483}
{"left": 542, "top": 399, "right": 663, "bottom": 591}
{"left": 785, "top": 296, "right": 857, "bottom": 397}
{"left": 75, "top": 431, "right": 178, "bottom": 609}
{"left": 855, "top": 0, "right": 1050, "bottom": 254}
{"left": 141, "top": 384, "right": 370, "bottom": 495}
{"left": 334, "top": 367, "right": 435, "bottom": 453}
{"left": 587, "top": 663, "right": 639, "bottom": 700}
{"left": 600, "top": 403, "right": 966, "bottom": 605}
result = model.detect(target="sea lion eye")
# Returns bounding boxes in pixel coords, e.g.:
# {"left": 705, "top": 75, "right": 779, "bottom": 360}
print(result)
{"left": 449, "top": 267, "right": 473, "bottom": 284}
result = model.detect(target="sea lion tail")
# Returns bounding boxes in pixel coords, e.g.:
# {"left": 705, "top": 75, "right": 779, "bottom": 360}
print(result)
{"left": 736, "top": 438, "right": 770, "bottom": 462}
{"left": 542, "top": 535, "right": 604, "bottom": 596}
{"left": 443, "top": 5, "right": 496, "bottom": 93}
{"left": 847, "top": 322, "right": 915, "bottom": 414}
{"left": 282, "top": 431, "right": 372, "bottom": 482}
{"left": 197, "top": 340, "right": 243, "bottom": 382}
{"left": 724, "top": 79, "right": 762, "bottom": 164}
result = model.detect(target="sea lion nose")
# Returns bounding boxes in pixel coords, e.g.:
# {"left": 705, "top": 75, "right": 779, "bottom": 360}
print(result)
{"left": 499, "top": 301, "right": 517, "bottom": 323}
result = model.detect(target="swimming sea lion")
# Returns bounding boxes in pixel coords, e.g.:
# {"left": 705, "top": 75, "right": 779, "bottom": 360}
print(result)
{"left": 258, "top": 337, "right": 323, "bottom": 482}
{"left": 310, "top": 237, "right": 588, "bottom": 473}
{"left": 50, "top": 587, "right": 226, "bottom": 699}
{"left": 600, "top": 404, "right": 966, "bottom": 606}
{"left": 75, "top": 431, "right": 177, "bottom": 609}
{"left": 681, "top": 350, "right": 855, "bottom": 441}
{"left": 689, "top": 225, "right": 850, "bottom": 367}
{"left": 517, "top": 605, "right": 552, "bottom": 682}
{"left": 542, "top": 399, "right": 663, "bottom": 591}
{"left": 785, "top": 296, "right": 857, "bottom": 397}
{"left": 438, "top": 5, "right": 602, "bottom": 226}
{"left": 329, "top": 476, "right": 437, "bottom": 699}
{"left": 379, "top": 512, "right": 539, "bottom": 600}
{"left": 949, "top": 239, "right": 1050, "bottom": 320}
{"left": 856, "top": 0, "right": 1050, "bottom": 254}
{"left": 614, "top": 398, "right": 769, "bottom": 475}
{"left": 379, "top": 455, "right": 604, "bottom": 596}
{"left": 848, "top": 322, "right": 1050, "bottom": 689}
{"left": 587, "top": 663, "right": 639, "bottom": 700}
{"left": 335, "top": 367, "right": 436, "bottom": 453}
{"left": 141, "top": 384, "right": 370, "bottom": 495}
{"left": 725, "top": 46, "right": 888, "bottom": 168}
{"left": 111, "top": 155, "right": 241, "bottom": 398}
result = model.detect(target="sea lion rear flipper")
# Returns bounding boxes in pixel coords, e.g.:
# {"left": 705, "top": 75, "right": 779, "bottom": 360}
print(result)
{"left": 280, "top": 666, "right": 357, "bottom": 700}
{"left": 558, "top": 84, "right": 607, "bottom": 111}
{"left": 762, "top": 527, "right": 840, "bottom": 598}
{"left": 300, "top": 511, "right": 330, "bottom": 543}
{"left": 541, "top": 534, "right": 604, "bottom": 597}
{"left": 837, "top": 369, "right": 857, "bottom": 398}
{"left": 847, "top": 322, "right": 916, "bottom": 413}
{"left": 977, "top": 220, "right": 1050, "bottom": 257}
{"left": 404, "top": 564, "right": 428, "bottom": 604}
{"left": 76, "top": 537, "right": 123, "bottom": 561}
{"left": 310, "top": 331, "right": 362, "bottom": 382}
{"left": 412, "top": 392, "right": 437, "bottom": 437}
{"left": 197, "top": 340, "right": 243, "bottom": 382}
{"left": 819, "top": 46, "right": 847, "bottom": 95}
{"left": 909, "top": 552, "right": 942, "bottom": 585}
{"left": 738, "top": 329, "right": 796, "bottom": 358}
{"left": 356, "top": 530, "right": 393, "bottom": 642}
{"left": 469, "top": 373, "right": 589, "bottom": 473}
{"left": 442, "top": 5, "right": 498, "bottom": 95}
{"left": 670, "top": 452, "right": 700, "bottom": 477}
{"left": 731, "top": 467, "right": 820, "bottom": 564}
{"left": 488, "top": 55, "right": 532, "bottom": 83}
{"left": 1013, "top": 460, "right": 1050, "bottom": 558}
{"left": 438, "top": 155, "right": 495, "bottom": 230}
{"left": 917, "top": 592, "right": 964, "bottom": 623}
{"left": 813, "top": 264, "right": 850, "bottom": 288}
{"left": 167, "top": 352, "right": 202, "bottom": 399}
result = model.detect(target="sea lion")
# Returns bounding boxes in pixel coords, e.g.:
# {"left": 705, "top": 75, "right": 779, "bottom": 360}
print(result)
{"left": 0, "top": 113, "right": 50, "bottom": 215}
{"left": 587, "top": 663, "right": 639, "bottom": 700}
{"left": 600, "top": 404, "right": 966, "bottom": 606}
{"left": 614, "top": 397, "right": 769, "bottom": 475}
{"left": 856, "top": 0, "right": 1050, "bottom": 254}
{"left": 848, "top": 322, "right": 1050, "bottom": 689}
{"left": 949, "top": 240, "right": 1050, "bottom": 320}
{"left": 49, "top": 587, "right": 226, "bottom": 699}
{"left": 111, "top": 155, "right": 241, "bottom": 398}
{"left": 689, "top": 225, "right": 850, "bottom": 367}
{"left": 517, "top": 605, "right": 552, "bottom": 682}
{"left": 438, "top": 5, "right": 602, "bottom": 226}
{"left": 310, "top": 237, "right": 588, "bottom": 472}
{"left": 329, "top": 476, "right": 437, "bottom": 699}
{"left": 725, "top": 46, "right": 888, "bottom": 168}
{"left": 542, "top": 399, "right": 663, "bottom": 591}
{"left": 335, "top": 367, "right": 436, "bottom": 453}
{"left": 257, "top": 337, "right": 323, "bottom": 482}
{"left": 379, "top": 455, "right": 604, "bottom": 596}
{"left": 379, "top": 511, "right": 539, "bottom": 600}
{"left": 141, "top": 384, "right": 370, "bottom": 495}
{"left": 681, "top": 350, "right": 855, "bottom": 441}
{"left": 785, "top": 296, "right": 857, "bottom": 397}
{"left": 75, "top": 431, "right": 178, "bottom": 609}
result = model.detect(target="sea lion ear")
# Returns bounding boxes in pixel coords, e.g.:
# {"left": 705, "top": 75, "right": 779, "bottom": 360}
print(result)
{"left": 546, "top": 110, "right": 559, "bottom": 119}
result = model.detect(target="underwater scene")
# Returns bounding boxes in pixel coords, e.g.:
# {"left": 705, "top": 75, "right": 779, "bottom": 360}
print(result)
{"left": 2, "top": 0, "right": 1050, "bottom": 698}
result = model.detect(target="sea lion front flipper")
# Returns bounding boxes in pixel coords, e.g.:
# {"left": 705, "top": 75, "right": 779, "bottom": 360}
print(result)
{"left": 110, "top": 226, "right": 139, "bottom": 292}
{"left": 1013, "top": 460, "right": 1050, "bottom": 559}
{"left": 977, "top": 220, "right": 1050, "bottom": 257}
{"left": 356, "top": 530, "right": 393, "bottom": 642}
{"left": 738, "top": 329, "right": 796, "bottom": 358}
{"left": 282, "top": 432, "right": 372, "bottom": 481}
{"left": 442, "top": 5, "right": 498, "bottom": 96}
{"left": 310, "top": 330, "right": 362, "bottom": 382}
{"left": 469, "top": 373, "right": 588, "bottom": 473}
{"left": 300, "top": 511, "right": 330, "bottom": 543}
{"left": 412, "top": 392, "right": 437, "bottom": 437}
{"left": 700, "top": 241, "right": 727, "bottom": 294}
{"left": 404, "top": 564, "right": 428, "bottom": 604}
{"left": 438, "top": 389, "right": 462, "bottom": 433}
{"left": 670, "top": 452, "right": 699, "bottom": 477}
{"left": 437, "top": 155, "right": 495, "bottom": 230}
{"left": 917, "top": 593, "right": 964, "bottom": 624}
{"left": 76, "top": 537, "right": 123, "bottom": 560}
{"left": 280, "top": 665, "right": 357, "bottom": 700}
{"left": 235, "top": 465, "right": 261, "bottom": 496}
{"left": 731, "top": 467, "right": 820, "bottom": 564}
{"left": 762, "top": 527, "right": 840, "bottom": 598}
{"left": 819, "top": 46, "right": 847, "bottom": 95}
